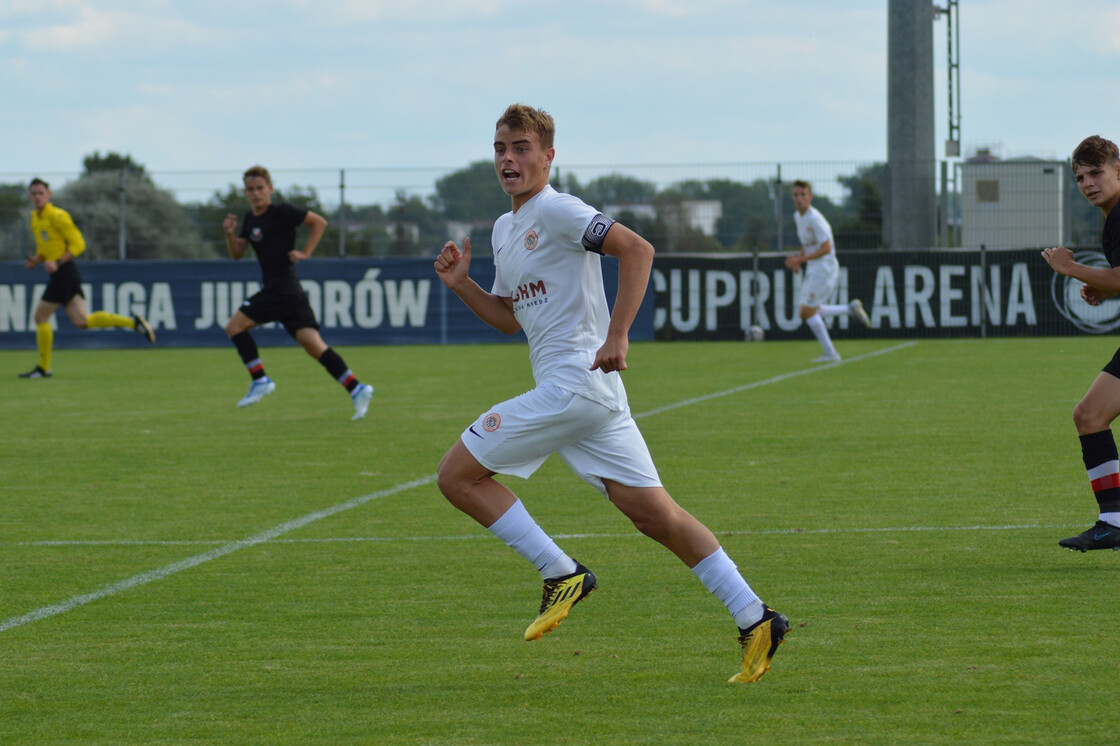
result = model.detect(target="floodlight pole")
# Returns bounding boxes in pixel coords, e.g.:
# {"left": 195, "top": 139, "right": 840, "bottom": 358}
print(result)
{"left": 935, "top": 0, "right": 962, "bottom": 248}
{"left": 934, "top": 0, "right": 962, "bottom": 158}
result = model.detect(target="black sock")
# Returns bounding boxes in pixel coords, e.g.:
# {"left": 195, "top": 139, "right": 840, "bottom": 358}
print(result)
{"left": 318, "top": 347, "right": 358, "bottom": 392}
{"left": 232, "top": 332, "right": 266, "bottom": 380}
{"left": 1080, "top": 430, "right": 1120, "bottom": 513}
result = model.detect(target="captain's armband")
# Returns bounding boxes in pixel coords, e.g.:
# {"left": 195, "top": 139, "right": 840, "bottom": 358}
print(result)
{"left": 581, "top": 213, "right": 615, "bottom": 254}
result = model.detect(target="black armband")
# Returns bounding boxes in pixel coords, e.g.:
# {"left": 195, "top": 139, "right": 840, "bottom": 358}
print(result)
{"left": 581, "top": 213, "right": 615, "bottom": 254}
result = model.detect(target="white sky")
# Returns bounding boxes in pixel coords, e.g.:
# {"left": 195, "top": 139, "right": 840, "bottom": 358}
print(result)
{"left": 2, "top": 0, "right": 1119, "bottom": 185}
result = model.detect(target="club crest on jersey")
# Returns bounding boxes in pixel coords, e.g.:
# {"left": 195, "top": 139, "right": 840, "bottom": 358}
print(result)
{"left": 524, "top": 229, "right": 539, "bottom": 251}
{"left": 40, "top": 230, "right": 49, "bottom": 241}
{"left": 251, "top": 227, "right": 264, "bottom": 241}
{"left": 482, "top": 412, "right": 502, "bottom": 432}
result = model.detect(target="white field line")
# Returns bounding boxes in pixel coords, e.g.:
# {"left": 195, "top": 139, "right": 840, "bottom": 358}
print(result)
{"left": 8, "top": 523, "right": 1084, "bottom": 549}
{"left": 635, "top": 341, "right": 918, "bottom": 419}
{"left": 0, "top": 342, "right": 915, "bottom": 634}
{"left": 0, "top": 476, "right": 435, "bottom": 634}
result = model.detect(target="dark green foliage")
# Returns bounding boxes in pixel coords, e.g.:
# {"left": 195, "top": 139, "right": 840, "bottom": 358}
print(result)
{"left": 57, "top": 171, "right": 205, "bottom": 259}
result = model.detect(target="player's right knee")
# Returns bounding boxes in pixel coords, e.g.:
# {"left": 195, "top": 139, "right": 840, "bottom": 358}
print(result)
{"left": 1073, "top": 401, "right": 1109, "bottom": 433}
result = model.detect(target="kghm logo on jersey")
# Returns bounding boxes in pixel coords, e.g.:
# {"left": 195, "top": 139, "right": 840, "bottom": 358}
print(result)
{"left": 524, "top": 229, "right": 539, "bottom": 251}
{"left": 512, "top": 280, "right": 547, "bottom": 303}
{"left": 482, "top": 412, "right": 502, "bottom": 432}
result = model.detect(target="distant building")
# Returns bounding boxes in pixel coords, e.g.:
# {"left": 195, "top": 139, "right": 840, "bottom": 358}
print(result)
{"left": 961, "top": 155, "right": 1065, "bottom": 250}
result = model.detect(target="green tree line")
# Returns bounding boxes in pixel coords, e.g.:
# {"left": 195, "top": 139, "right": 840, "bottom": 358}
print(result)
{"left": 0, "top": 151, "right": 977, "bottom": 262}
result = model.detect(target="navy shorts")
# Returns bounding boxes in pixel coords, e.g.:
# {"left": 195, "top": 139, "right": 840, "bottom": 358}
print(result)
{"left": 1103, "top": 346, "right": 1120, "bottom": 379}
{"left": 239, "top": 286, "right": 319, "bottom": 337}
{"left": 41, "top": 261, "right": 84, "bottom": 304}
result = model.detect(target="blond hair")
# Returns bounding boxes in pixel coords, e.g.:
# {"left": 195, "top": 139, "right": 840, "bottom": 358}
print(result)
{"left": 496, "top": 104, "right": 555, "bottom": 150}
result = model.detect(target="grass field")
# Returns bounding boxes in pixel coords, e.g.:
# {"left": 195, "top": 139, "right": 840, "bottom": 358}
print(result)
{"left": 0, "top": 337, "right": 1115, "bottom": 744}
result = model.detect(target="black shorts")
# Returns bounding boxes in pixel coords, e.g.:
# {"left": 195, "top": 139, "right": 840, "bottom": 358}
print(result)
{"left": 239, "top": 286, "right": 319, "bottom": 337}
{"left": 1104, "top": 346, "right": 1120, "bottom": 379}
{"left": 41, "top": 261, "right": 84, "bottom": 305}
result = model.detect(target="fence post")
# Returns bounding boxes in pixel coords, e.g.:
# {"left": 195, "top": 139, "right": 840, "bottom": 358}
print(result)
{"left": 979, "top": 243, "right": 987, "bottom": 338}
{"left": 339, "top": 168, "right": 347, "bottom": 257}
{"left": 774, "top": 163, "right": 783, "bottom": 252}
{"left": 118, "top": 169, "right": 127, "bottom": 260}
{"left": 939, "top": 160, "right": 948, "bottom": 248}
{"left": 764, "top": 165, "right": 782, "bottom": 326}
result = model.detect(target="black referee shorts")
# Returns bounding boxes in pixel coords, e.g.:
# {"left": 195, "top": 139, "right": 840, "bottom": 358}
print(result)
{"left": 40, "top": 261, "right": 84, "bottom": 304}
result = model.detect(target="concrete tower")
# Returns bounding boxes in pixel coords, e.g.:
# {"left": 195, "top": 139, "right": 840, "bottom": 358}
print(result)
{"left": 887, "top": 0, "right": 938, "bottom": 249}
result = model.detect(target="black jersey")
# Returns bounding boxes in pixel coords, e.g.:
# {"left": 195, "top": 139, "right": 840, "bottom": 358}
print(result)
{"left": 238, "top": 203, "right": 309, "bottom": 290}
{"left": 1105, "top": 203, "right": 1120, "bottom": 267}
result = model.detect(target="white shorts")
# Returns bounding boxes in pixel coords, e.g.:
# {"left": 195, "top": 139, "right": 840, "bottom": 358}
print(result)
{"left": 461, "top": 382, "right": 662, "bottom": 496}
{"left": 798, "top": 264, "right": 839, "bottom": 308}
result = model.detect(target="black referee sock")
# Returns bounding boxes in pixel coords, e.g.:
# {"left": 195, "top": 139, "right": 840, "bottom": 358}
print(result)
{"left": 318, "top": 347, "right": 359, "bottom": 393}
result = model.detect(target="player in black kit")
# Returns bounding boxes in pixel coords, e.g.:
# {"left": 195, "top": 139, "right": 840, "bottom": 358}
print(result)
{"left": 222, "top": 165, "right": 374, "bottom": 420}
{"left": 1042, "top": 135, "right": 1120, "bottom": 550}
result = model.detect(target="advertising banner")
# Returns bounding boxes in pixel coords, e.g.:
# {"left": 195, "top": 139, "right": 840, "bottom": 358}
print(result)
{"left": 0, "top": 256, "right": 650, "bottom": 350}
{"left": 651, "top": 248, "right": 1116, "bottom": 340}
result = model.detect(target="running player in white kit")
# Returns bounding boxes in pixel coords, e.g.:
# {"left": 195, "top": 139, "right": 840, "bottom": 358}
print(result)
{"left": 785, "top": 180, "right": 870, "bottom": 362}
{"left": 433, "top": 104, "right": 788, "bottom": 683}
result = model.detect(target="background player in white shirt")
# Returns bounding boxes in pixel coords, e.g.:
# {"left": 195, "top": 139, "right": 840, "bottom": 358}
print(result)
{"left": 433, "top": 104, "right": 788, "bottom": 683}
{"left": 784, "top": 180, "right": 870, "bottom": 362}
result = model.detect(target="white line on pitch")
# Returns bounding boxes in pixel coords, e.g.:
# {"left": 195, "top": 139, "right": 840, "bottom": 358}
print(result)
{"left": 636, "top": 341, "right": 918, "bottom": 419}
{"left": 6, "top": 522, "right": 1083, "bottom": 549}
{"left": 0, "top": 476, "right": 435, "bottom": 634}
{"left": 0, "top": 342, "right": 916, "bottom": 634}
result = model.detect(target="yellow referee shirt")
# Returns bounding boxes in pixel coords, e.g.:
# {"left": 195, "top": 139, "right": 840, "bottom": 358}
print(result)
{"left": 30, "top": 203, "right": 86, "bottom": 261}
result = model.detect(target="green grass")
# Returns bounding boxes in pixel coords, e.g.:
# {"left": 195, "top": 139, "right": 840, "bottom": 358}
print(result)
{"left": 0, "top": 337, "right": 1113, "bottom": 744}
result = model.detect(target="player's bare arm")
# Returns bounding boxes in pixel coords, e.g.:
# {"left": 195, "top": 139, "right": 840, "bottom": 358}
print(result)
{"left": 786, "top": 240, "right": 832, "bottom": 273}
{"left": 434, "top": 237, "right": 521, "bottom": 335}
{"left": 1080, "top": 285, "right": 1113, "bottom": 306}
{"left": 43, "top": 252, "right": 72, "bottom": 273}
{"left": 291, "top": 211, "right": 327, "bottom": 263}
{"left": 223, "top": 214, "right": 248, "bottom": 259}
{"left": 593, "top": 223, "right": 653, "bottom": 373}
{"left": 1042, "top": 246, "right": 1120, "bottom": 296}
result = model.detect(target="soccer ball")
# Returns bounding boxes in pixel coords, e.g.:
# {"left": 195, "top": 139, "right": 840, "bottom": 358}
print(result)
{"left": 746, "top": 325, "right": 764, "bottom": 342}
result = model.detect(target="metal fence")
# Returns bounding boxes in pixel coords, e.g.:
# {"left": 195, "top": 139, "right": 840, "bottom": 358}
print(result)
{"left": 0, "top": 159, "right": 1107, "bottom": 263}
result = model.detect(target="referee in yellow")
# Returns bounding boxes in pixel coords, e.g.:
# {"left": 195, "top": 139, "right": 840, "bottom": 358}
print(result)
{"left": 19, "top": 177, "right": 155, "bottom": 378}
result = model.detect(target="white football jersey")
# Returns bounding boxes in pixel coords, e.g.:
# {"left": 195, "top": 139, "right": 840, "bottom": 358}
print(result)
{"left": 491, "top": 185, "right": 627, "bottom": 411}
{"left": 793, "top": 205, "right": 840, "bottom": 274}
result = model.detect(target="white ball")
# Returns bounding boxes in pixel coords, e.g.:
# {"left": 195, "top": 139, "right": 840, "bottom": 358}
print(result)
{"left": 748, "top": 325, "right": 764, "bottom": 341}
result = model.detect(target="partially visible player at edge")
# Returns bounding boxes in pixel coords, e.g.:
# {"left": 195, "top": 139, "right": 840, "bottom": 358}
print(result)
{"left": 221, "top": 165, "right": 373, "bottom": 420}
{"left": 433, "top": 104, "right": 788, "bottom": 683}
{"left": 785, "top": 179, "right": 871, "bottom": 362}
{"left": 1042, "top": 135, "right": 1120, "bottom": 551}
{"left": 19, "top": 177, "right": 155, "bottom": 378}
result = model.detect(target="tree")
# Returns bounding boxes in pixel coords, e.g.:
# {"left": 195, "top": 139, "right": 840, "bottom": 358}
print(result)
{"left": 0, "top": 183, "right": 29, "bottom": 261}
{"left": 386, "top": 190, "right": 448, "bottom": 257}
{"left": 835, "top": 163, "right": 885, "bottom": 249}
{"left": 433, "top": 160, "right": 508, "bottom": 222}
{"left": 568, "top": 173, "right": 658, "bottom": 207}
{"left": 83, "top": 151, "right": 147, "bottom": 177}
{"left": 57, "top": 169, "right": 205, "bottom": 259}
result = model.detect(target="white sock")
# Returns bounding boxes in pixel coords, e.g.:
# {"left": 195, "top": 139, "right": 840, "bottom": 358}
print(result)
{"left": 818, "top": 304, "right": 849, "bottom": 318}
{"left": 691, "top": 547, "right": 764, "bottom": 630}
{"left": 1100, "top": 511, "right": 1120, "bottom": 527}
{"left": 806, "top": 313, "right": 837, "bottom": 356}
{"left": 487, "top": 500, "right": 577, "bottom": 579}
